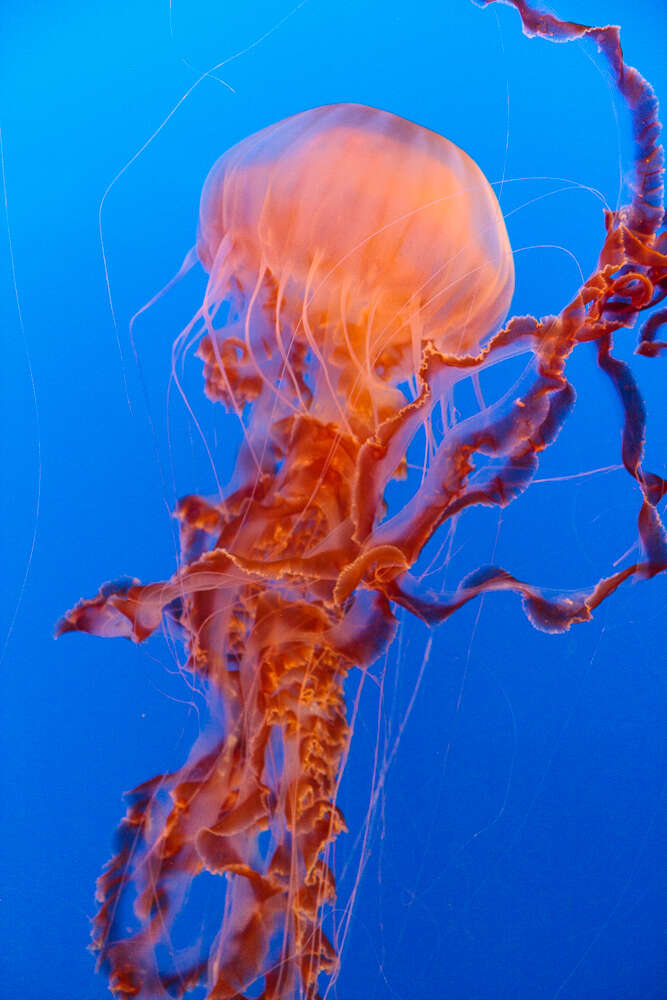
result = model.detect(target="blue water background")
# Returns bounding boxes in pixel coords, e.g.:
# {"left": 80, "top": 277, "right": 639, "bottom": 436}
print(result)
{"left": 2, "top": 1, "right": 666, "bottom": 998}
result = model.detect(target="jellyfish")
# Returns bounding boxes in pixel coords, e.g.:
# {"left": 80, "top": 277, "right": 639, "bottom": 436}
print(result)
{"left": 57, "top": 1, "right": 666, "bottom": 998}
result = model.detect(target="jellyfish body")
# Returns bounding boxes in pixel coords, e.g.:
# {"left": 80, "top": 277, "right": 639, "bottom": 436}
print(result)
{"left": 58, "top": 3, "right": 666, "bottom": 999}
{"left": 62, "top": 103, "right": 517, "bottom": 1000}
{"left": 196, "top": 104, "right": 514, "bottom": 436}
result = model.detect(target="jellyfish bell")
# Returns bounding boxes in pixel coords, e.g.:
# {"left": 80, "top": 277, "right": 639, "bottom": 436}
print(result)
{"left": 195, "top": 103, "right": 515, "bottom": 434}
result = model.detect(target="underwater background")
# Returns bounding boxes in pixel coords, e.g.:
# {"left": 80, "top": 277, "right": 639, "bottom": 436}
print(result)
{"left": 2, "top": 1, "right": 666, "bottom": 997}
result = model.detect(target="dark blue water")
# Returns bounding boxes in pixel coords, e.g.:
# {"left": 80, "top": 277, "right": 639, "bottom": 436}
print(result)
{"left": 2, "top": 2, "right": 665, "bottom": 998}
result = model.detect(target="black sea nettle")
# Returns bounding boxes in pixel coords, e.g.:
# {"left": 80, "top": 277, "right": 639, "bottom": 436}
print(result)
{"left": 58, "top": 2, "right": 666, "bottom": 997}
